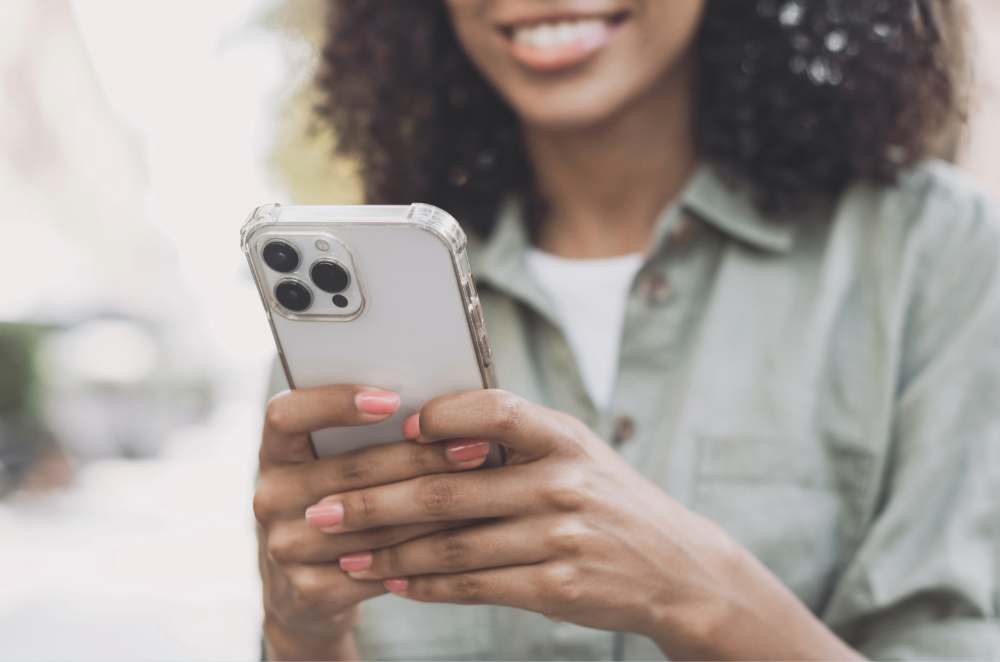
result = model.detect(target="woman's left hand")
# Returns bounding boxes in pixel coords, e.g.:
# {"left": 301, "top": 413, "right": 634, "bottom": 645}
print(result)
{"left": 307, "top": 390, "right": 862, "bottom": 660}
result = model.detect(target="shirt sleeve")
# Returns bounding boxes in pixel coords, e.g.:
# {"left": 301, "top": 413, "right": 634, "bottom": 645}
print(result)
{"left": 820, "top": 172, "right": 1000, "bottom": 660}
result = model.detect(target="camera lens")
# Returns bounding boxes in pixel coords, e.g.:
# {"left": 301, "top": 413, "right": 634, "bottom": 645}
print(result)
{"left": 275, "top": 280, "right": 312, "bottom": 312}
{"left": 262, "top": 241, "right": 300, "bottom": 273}
{"left": 311, "top": 260, "right": 350, "bottom": 293}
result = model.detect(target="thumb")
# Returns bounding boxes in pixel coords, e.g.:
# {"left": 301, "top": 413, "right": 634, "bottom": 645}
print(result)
{"left": 402, "top": 390, "right": 561, "bottom": 462}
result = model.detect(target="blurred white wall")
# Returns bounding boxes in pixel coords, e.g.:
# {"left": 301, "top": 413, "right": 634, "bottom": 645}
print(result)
{"left": 70, "top": 0, "right": 283, "bottom": 369}
{"left": 0, "top": 0, "right": 148, "bottom": 323}
{"left": 0, "top": 1, "right": 145, "bottom": 277}
{"left": 0, "top": 1, "right": 288, "bottom": 659}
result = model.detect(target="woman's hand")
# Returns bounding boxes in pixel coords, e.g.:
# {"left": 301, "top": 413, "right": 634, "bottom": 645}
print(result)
{"left": 255, "top": 385, "right": 490, "bottom": 661}
{"left": 306, "top": 390, "right": 862, "bottom": 661}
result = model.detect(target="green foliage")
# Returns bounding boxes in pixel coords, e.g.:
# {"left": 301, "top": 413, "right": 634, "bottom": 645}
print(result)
{"left": 0, "top": 324, "right": 47, "bottom": 421}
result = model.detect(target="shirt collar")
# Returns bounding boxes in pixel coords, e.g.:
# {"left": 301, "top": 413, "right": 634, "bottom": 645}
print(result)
{"left": 468, "top": 163, "right": 797, "bottom": 304}
{"left": 678, "top": 164, "right": 797, "bottom": 254}
{"left": 470, "top": 197, "right": 560, "bottom": 325}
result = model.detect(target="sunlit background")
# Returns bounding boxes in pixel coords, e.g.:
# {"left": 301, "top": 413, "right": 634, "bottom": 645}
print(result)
{"left": 0, "top": 1, "right": 997, "bottom": 660}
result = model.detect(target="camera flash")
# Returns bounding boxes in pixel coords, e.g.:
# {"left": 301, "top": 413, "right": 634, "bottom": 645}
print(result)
{"left": 314, "top": 239, "right": 330, "bottom": 251}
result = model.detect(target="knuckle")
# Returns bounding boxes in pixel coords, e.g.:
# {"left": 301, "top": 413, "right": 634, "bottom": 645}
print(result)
{"left": 417, "top": 475, "right": 458, "bottom": 517}
{"left": 540, "top": 469, "right": 588, "bottom": 512}
{"left": 548, "top": 519, "right": 590, "bottom": 555}
{"left": 336, "top": 456, "right": 374, "bottom": 488}
{"left": 489, "top": 392, "right": 526, "bottom": 436}
{"left": 384, "top": 544, "right": 404, "bottom": 574}
{"left": 264, "top": 396, "right": 295, "bottom": 435}
{"left": 344, "top": 491, "right": 378, "bottom": 527}
{"left": 253, "top": 470, "right": 302, "bottom": 523}
{"left": 359, "top": 493, "right": 378, "bottom": 523}
{"left": 266, "top": 527, "right": 298, "bottom": 563}
{"left": 437, "top": 533, "right": 469, "bottom": 571}
{"left": 407, "top": 443, "right": 434, "bottom": 473}
{"left": 542, "top": 563, "right": 583, "bottom": 607}
{"left": 450, "top": 574, "right": 483, "bottom": 604}
{"left": 253, "top": 483, "right": 280, "bottom": 523}
{"left": 288, "top": 567, "right": 329, "bottom": 612}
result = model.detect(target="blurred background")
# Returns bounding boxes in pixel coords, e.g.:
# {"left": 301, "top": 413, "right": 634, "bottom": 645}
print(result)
{"left": 0, "top": 1, "right": 996, "bottom": 660}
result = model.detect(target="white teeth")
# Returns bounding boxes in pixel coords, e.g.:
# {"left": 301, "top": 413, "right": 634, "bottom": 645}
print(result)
{"left": 536, "top": 24, "right": 557, "bottom": 47}
{"left": 512, "top": 18, "right": 610, "bottom": 49}
{"left": 555, "top": 22, "right": 575, "bottom": 44}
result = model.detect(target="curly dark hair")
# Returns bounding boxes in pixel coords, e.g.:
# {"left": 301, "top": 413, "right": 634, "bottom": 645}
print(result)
{"left": 315, "top": 0, "right": 965, "bottom": 236}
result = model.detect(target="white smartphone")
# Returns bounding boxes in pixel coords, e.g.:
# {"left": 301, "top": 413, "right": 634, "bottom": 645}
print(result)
{"left": 242, "top": 203, "right": 502, "bottom": 466}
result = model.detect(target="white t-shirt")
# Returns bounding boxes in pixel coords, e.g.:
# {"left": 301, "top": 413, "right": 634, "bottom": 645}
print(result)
{"left": 525, "top": 248, "right": 644, "bottom": 411}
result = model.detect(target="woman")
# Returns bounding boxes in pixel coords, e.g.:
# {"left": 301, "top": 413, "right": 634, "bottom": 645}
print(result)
{"left": 254, "top": 0, "right": 1000, "bottom": 659}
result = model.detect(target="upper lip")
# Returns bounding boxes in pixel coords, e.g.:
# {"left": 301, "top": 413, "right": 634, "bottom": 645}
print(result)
{"left": 495, "top": 7, "right": 630, "bottom": 36}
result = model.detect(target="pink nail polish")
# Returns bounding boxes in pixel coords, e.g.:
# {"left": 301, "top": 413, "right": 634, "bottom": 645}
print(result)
{"left": 339, "top": 551, "right": 372, "bottom": 571}
{"left": 402, "top": 414, "right": 420, "bottom": 439}
{"left": 356, "top": 391, "right": 400, "bottom": 415}
{"left": 305, "top": 501, "right": 343, "bottom": 527}
{"left": 383, "top": 577, "right": 408, "bottom": 592}
{"left": 447, "top": 438, "right": 490, "bottom": 462}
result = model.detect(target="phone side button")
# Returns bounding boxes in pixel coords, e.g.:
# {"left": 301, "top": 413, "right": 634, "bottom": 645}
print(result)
{"left": 468, "top": 300, "right": 492, "bottom": 365}
{"left": 479, "top": 328, "right": 493, "bottom": 365}
{"left": 468, "top": 298, "right": 482, "bottom": 324}
{"left": 464, "top": 279, "right": 478, "bottom": 301}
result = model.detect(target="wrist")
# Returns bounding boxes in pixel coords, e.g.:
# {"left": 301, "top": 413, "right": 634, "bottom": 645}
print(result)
{"left": 263, "top": 614, "right": 360, "bottom": 661}
{"left": 645, "top": 528, "right": 862, "bottom": 661}
{"left": 644, "top": 529, "right": 746, "bottom": 659}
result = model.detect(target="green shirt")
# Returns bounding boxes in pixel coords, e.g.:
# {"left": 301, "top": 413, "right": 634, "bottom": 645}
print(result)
{"left": 291, "top": 161, "right": 1000, "bottom": 660}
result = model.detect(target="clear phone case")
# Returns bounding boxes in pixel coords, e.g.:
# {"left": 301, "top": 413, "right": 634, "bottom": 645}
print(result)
{"left": 242, "top": 203, "right": 500, "bottom": 464}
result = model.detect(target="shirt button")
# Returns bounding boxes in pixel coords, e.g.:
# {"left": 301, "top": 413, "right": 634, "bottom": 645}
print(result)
{"left": 612, "top": 415, "right": 636, "bottom": 445}
{"left": 637, "top": 269, "right": 672, "bottom": 305}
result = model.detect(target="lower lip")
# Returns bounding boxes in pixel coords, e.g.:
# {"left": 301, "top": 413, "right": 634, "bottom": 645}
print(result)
{"left": 507, "top": 23, "right": 620, "bottom": 72}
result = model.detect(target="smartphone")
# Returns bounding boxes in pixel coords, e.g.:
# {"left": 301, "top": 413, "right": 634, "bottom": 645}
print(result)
{"left": 242, "top": 202, "right": 501, "bottom": 466}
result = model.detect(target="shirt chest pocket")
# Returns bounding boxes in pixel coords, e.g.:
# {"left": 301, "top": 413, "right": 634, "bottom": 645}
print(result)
{"left": 692, "top": 434, "right": 876, "bottom": 611}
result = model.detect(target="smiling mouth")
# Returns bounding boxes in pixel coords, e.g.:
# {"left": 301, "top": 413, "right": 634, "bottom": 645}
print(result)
{"left": 501, "top": 12, "right": 629, "bottom": 72}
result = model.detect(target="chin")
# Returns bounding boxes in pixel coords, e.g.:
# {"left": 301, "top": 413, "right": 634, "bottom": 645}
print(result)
{"left": 516, "top": 104, "right": 624, "bottom": 131}
{"left": 505, "top": 80, "right": 639, "bottom": 131}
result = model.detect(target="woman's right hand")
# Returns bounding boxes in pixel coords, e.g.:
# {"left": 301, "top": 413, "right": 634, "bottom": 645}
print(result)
{"left": 255, "top": 385, "right": 492, "bottom": 661}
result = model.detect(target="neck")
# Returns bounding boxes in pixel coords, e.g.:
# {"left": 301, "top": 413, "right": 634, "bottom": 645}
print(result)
{"left": 524, "top": 56, "right": 697, "bottom": 259}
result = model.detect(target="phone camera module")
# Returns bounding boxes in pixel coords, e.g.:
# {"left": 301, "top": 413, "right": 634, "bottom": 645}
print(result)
{"left": 311, "top": 260, "right": 350, "bottom": 294}
{"left": 275, "top": 280, "right": 312, "bottom": 312}
{"left": 263, "top": 241, "right": 300, "bottom": 273}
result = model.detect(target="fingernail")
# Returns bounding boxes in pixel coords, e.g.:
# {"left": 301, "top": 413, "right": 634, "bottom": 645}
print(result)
{"left": 447, "top": 438, "right": 490, "bottom": 462}
{"left": 402, "top": 414, "right": 420, "bottom": 439}
{"left": 383, "top": 577, "right": 408, "bottom": 592}
{"left": 339, "top": 551, "right": 372, "bottom": 571}
{"left": 356, "top": 391, "right": 400, "bottom": 415}
{"left": 305, "top": 501, "right": 343, "bottom": 527}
